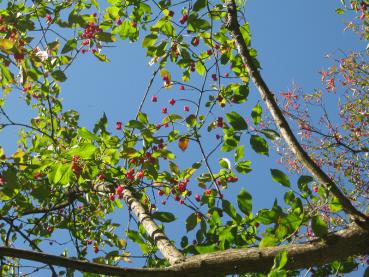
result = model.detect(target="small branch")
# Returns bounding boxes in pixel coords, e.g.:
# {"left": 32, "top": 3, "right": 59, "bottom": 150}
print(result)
{"left": 224, "top": 0, "right": 368, "bottom": 224}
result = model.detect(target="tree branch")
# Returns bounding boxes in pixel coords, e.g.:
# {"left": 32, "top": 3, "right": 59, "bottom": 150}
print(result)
{"left": 224, "top": 0, "right": 368, "bottom": 224}
{"left": 0, "top": 224, "right": 368, "bottom": 276}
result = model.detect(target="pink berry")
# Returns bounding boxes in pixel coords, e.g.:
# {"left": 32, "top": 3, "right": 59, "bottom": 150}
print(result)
{"left": 169, "top": 98, "right": 176, "bottom": 105}
{"left": 195, "top": 194, "right": 201, "bottom": 202}
{"left": 116, "top": 121, "right": 122, "bottom": 130}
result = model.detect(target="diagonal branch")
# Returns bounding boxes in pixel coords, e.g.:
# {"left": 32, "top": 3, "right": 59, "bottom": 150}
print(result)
{"left": 0, "top": 224, "right": 368, "bottom": 276}
{"left": 224, "top": 0, "right": 368, "bottom": 224}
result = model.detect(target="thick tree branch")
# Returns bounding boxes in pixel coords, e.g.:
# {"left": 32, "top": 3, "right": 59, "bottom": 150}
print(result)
{"left": 224, "top": 0, "right": 368, "bottom": 224}
{"left": 20, "top": 181, "right": 184, "bottom": 265}
{"left": 121, "top": 188, "right": 185, "bottom": 265}
{"left": 91, "top": 182, "right": 185, "bottom": 265}
{"left": 0, "top": 224, "right": 368, "bottom": 276}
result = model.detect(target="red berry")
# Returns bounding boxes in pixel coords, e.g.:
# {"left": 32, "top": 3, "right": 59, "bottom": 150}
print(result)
{"left": 116, "top": 19, "right": 122, "bottom": 25}
{"left": 161, "top": 107, "right": 167, "bottom": 114}
{"left": 184, "top": 106, "right": 190, "bottom": 112}
{"left": 34, "top": 172, "right": 43, "bottom": 179}
{"left": 109, "top": 194, "right": 115, "bottom": 201}
{"left": 204, "top": 189, "right": 212, "bottom": 196}
{"left": 179, "top": 14, "right": 188, "bottom": 24}
{"left": 212, "top": 74, "right": 217, "bottom": 81}
{"left": 174, "top": 195, "right": 180, "bottom": 201}
{"left": 151, "top": 95, "right": 158, "bottom": 102}
{"left": 178, "top": 182, "right": 187, "bottom": 192}
{"left": 192, "top": 37, "right": 200, "bottom": 46}
{"left": 158, "top": 190, "right": 164, "bottom": 196}
{"left": 136, "top": 170, "right": 144, "bottom": 179}
{"left": 116, "top": 185, "right": 124, "bottom": 195}
{"left": 93, "top": 245, "right": 99, "bottom": 253}
{"left": 207, "top": 49, "right": 213, "bottom": 55}
{"left": 313, "top": 186, "right": 318, "bottom": 193}
{"left": 86, "top": 239, "right": 93, "bottom": 245}
{"left": 168, "top": 11, "right": 174, "bottom": 17}
{"left": 217, "top": 117, "right": 223, "bottom": 128}
{"left": 169, "top": 98, "right": 176, "bottom": 105}
{"left": 180, "top": 199, "right": 184, "bottom": 204}
{"left": 132, "top": 21, "right": 137, "bottom": 28}
{"left": 225, "top": 73, "right": 230, "bottom": 78}
{"left": 195, "top": 194, "right": 201, "bottom": 202}
{"left": 116, "top": 121, "right": 122, "bottom": 130}
{"left": 180, "top": 85, "right": 185, "bottom": 90}
{"left": 161, "top": 200, "right": 167, "bottom": 205}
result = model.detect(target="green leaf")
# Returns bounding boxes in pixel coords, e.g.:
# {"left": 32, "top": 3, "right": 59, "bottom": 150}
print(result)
{"left": 67, "top": 144, "right": 97, "bottom": 159}
{"left": 161, "top": 21, "right": 176, "bottom": 37}
{"left": 61, "top": 39, "right": 77, "bottom": 54}
{"left": 273, "top": 250, "right": 288, "bottom": 270}
{"left": 250, "top": 135, "right": 269, "bottom": 155}
{"left": 251, "top": 103, "right": 262, "bottom": 125}
{"left": 193, "top": 0, "right": 207, "bottom": 11}
{"left": 195, "top": 244, "right": 218, "bottom": 254}
{"left": 271, "top": 169, "right": 290, "bottom": 188}
{"left": 237, "top": 188, "right": 252, "bottom": 216}
{"left": 162, "top": 114, "right": 182, "bottom": 124}
{"left": 226, "top": 112, "right": 247, "bottom": 130}
{"left": 0, "top": 64, "right": 14, "bottom": 82}
{"left": 336, "top": 8, "right": 345, "bottom": 14}
{"left": 152, "top": 212, "right": 176, "bottom": 222}
{"left": 49, "top": 164, "right": 72, "bottom": 185}
{"left": 51, "top": 70, "right": 67, "bottom": 82}
{"left": 186, "top": 213, "right": 197, "bottom": 232}
{"left": 93, "top": 52, "right": 110, "bottom": 62}
{"left": 328, "top": 197, "right": 342, "bottom": 212}
{"left": 78, "top": 128, "right": 99, "bottom": 141}
{"left": 219, "top": 158, "right": 231, "bottom": 169}
{"left": 195, "top": 60, "right": 206, "bottom": 76}
{"left": 186, "top": 114, "right": 197, "bottom": 127}
{"left": 142, "top": 34, "right": 157, "bottom": 48}
{"left": 91, "top": 0, "right": 100, "bottom": 8}
{"left": 95, "top": 32, "right": 116, "bottom": 42}
{"left": 260, "top": 129, "right": 280, "bottom": 140}
{"left": 311, "top": 215, "right": 328, "bottom": 238}
{"left": 222, "top": 200, "right": 240, "bottom": 222}
{"left": 260, "top": 234, "right": 278, "bottom": 247}
{"left": 235, "top": 160, "right": 252, "bottom": 174}
{"left": 235, "top": 145, "right": 244, "bottom": 162}
{"left": 127, "top": 120, "right": 145, "bottom": 129}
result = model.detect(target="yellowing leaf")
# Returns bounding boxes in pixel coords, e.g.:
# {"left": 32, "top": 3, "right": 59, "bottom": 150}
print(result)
{"left": 178, "top": 137, "right": 189, "bottom": 151}
{"left": 160, "top": 69, "right": 171, "bottom": 80}
{"left": 0, "top": 39, "right": 15, "bottom": 52}
{"left": 13, "top": 148, "right": 26, "bottom": 170}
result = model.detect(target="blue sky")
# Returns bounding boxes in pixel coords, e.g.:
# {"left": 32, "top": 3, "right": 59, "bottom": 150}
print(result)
{"left": 1, "top": 0, "right": 366, "bottom": 275}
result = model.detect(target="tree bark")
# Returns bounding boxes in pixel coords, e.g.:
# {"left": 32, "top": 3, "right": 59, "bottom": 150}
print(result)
{"left": 1, "top": 224, "right": 368, "bottom": 276}
{"left": 224, "top": 0, "right": 368, "bottom": 224}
